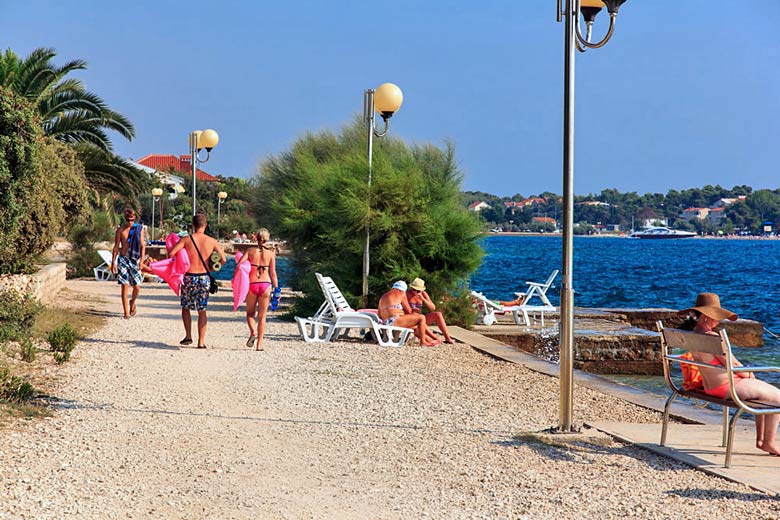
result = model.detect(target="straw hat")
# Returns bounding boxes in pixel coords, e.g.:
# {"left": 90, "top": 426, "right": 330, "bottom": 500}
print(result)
{"left": 409, "top": 278, "right": 426, "bottom": 291}
{"left": 392, "top": 280, "right": 407, "bottom": 292}
{"left": 678, "top": 292, "right": 737, "bottom": 321}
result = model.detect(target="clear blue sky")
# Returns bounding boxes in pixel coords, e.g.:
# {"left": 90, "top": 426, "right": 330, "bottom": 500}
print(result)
{"left": 2, "top": 1, "right": 779, "bottom": 198}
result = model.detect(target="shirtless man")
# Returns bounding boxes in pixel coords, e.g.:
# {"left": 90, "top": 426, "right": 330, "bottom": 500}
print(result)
{"left": 377, "top": 281, "right": 439, "bottom": 347}
{"left": 167, "top": 214, "right": 226, "bottom": 349}
{"left": 111, "top": 208, "right": 146, "bottom": 319}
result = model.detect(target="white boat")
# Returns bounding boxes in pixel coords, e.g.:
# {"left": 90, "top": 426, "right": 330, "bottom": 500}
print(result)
{"left": 629, "top": 227, "right": 696, "bottom": 239}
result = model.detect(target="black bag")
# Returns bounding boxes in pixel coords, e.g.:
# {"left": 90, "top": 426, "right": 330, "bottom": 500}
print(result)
{"left": 190, "top": 235, "right": 219, "bottom": 295}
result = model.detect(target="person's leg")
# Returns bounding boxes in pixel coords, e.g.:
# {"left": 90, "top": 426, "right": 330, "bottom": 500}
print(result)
{"left": 120, "top": 284, "right": 130, "bottom": 318}
{"left": 255, "top": 290, "right": 272, "bottom": 351}
{"left": 181, "top": 308, "right": 192, "bottom": 342}
{"left": 245, "top": 291, "right": 258, "bottom": 345}
{"left": 396, "top": 314, "right": 436, "bottom": 346}
{"left": 130, "top": 284, "right": 140, "bottom": 316}
{"left": 196, "top": 310, "right": 208, "bottom": 348}
{"left": 426, "top": 312, "right": 453, "bottom": 343}
{"left": 734, "top": 378, "right": 780, "bottom": 455}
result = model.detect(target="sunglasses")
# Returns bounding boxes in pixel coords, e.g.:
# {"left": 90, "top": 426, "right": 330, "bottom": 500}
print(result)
{"left": 412, "top": 289, "right": 421, "bottom": 293}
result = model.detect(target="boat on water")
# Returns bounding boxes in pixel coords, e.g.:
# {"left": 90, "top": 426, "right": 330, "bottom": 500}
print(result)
{"left": 629, "top": 227, "right": 696, "bottom": 239}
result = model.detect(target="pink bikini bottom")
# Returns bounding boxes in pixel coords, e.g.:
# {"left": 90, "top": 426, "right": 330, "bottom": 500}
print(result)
{"left": 249, "top": 281, "right": 272, "bottom": 296}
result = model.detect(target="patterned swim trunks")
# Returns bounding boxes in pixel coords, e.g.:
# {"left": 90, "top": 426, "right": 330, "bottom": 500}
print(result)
{"left": 180, "top": 274, "right": 210, "bottom": 311}
{"left": 116, "top": 255, "right": 143, "bottom": 286}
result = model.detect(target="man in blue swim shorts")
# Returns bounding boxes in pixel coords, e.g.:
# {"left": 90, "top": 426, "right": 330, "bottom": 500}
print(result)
{"left": 167, "top": 214, "right": 226, "bottom": 349}
{"left": 111, "top": 208, "right": 145, "bottom": 319}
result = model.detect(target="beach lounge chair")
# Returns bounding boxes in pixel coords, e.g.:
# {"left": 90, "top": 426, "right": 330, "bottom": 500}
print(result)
{"left": 295, "top": 273, "right": 412, "bottom": 347}
{"left": 471, "top": 270, "right": 559, "bottom": 326}
{"left": 515, "top": 269, "right": 559, "bottom": 307}
{"left": 93, "top": 250, "right": 115, "bottom": 281}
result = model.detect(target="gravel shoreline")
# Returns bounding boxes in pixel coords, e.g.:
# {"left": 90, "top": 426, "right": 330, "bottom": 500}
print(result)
{"left": 1, "top": 280, "right": 778, "bottom": 519}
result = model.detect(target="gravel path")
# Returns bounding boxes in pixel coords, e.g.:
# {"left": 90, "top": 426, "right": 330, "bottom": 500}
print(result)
{"left": 1, "top": 280, "right": 778, "bottom": 519}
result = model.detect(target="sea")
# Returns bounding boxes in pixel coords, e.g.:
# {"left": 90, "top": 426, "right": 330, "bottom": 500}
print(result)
{"left": 216, "top": 235, "right": 780, "bottom": 390}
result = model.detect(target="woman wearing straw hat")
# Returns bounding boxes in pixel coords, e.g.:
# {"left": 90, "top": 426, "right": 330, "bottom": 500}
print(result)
{"left": 681, "top": 292, "right": 780, "bottom": 456}
{"left": 406, "top": 278, "right": 453, "bottom": 344}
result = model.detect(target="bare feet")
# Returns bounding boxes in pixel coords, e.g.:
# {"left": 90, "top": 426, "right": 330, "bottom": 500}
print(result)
{"left": 758, "top": 442, "right": 780, "bottom": 456}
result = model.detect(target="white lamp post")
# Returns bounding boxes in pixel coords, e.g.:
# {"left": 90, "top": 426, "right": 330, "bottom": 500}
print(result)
{"left": 555, "top": 0, "right": 628, "bottom": 432}
{"left": 151, "top": 188, "right": 163, "bottom": 241}
{"left": 361, "top": 82, "right": 403, "bottom": 307}
{"left": 217, "top": 191, "right": 227, "bottom": 226}
{"left": 189, "top": 129, "right": 219, "bottom": 215}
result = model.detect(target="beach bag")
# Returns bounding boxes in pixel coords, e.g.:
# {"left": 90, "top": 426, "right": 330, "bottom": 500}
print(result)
{"left": 679, "top": 352, "right": 703, "bottom": 391}
{"left": 208, "top": 274, "right": 219, "bottom": 294}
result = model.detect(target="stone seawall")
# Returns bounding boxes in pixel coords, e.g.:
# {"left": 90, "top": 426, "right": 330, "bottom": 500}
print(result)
{"left": 0, "top": 263, "right": 67, "bottom": 305}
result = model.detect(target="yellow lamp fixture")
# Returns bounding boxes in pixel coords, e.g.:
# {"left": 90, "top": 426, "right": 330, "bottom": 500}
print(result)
{"left": 217, "top": 191, "right": 227, "bottom": 200}
{"left": 373, "top": 83, "right": 404, "bottom": 121}
{"left": 151, "top": 188, "right": 163, "bottom": 197}
{"left": 198, "top": 129, "right": 219, "bottom": 151}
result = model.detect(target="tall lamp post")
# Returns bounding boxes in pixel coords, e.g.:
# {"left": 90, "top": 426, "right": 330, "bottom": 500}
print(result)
{"left": 556, "top": 0, "right": 627, "bottom": 432}
{"left": 217, "top": 191, "right": 227, "bottom": 226}
{"left": 361, "top": 82, "right": 403, "bottom": 308}
{"left": 189, "top": 129, "right": 219, "bottom": 216}
{"left": 151, "top": 188, "right": 163, "bottom": 241}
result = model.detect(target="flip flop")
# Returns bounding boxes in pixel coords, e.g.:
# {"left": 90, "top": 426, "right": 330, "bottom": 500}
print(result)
{"left": 130, "top": 301, "right": 137, "bottom": 317}
{"left": 197, "top": 345, "right": 207, "bottom": 349}
{"left": 179, "top": 338, "right": 193, "bottom": 346}
{"left": 246, "top": 335, "right": 257, "bottom": 348}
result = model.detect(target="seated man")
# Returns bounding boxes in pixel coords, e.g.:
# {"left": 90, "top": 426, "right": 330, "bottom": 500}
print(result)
{"left": 406, "top": 277, "right": 453, "bottom": 344}
{"left": 377, "top": 281, "right": 439, "bottom": 347}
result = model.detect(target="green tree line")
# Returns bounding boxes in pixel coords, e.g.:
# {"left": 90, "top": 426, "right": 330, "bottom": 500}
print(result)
{"left": 464, "top": 185, "right": 780, "bottom": 235}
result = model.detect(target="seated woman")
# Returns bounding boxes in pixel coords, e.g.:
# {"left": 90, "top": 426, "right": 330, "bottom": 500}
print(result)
{"left": 377, "top": 281, "right": 439, "bottom": 347}
{"left": 406, "top": 278, "right": 453, "bottom": 344}
{"left": 681, "top": 292, "right": 780, "bottom": 456}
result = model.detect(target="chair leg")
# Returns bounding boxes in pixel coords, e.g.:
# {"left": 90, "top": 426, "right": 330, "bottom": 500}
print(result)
{"left": 721, "top": 405, "right": 729, "bottom": 447}
{"left": 296, "top": 318, "right": 334, "bottom": 343}
{"left": 725, "top": 408, "right": 743, "bottom": 468}
{"left": 660, "top": 392, "right": 678, "bottom": 447}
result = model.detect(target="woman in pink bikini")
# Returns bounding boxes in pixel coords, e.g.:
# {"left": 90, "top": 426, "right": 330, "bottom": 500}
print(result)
{"left": 682, "top": 292, "right": 780, "bottom": 456}
{"left": 234, "top": 228, "right": 278, "bottom": 351}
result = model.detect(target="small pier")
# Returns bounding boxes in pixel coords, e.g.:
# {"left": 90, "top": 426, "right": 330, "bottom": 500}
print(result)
{"left": 474, "top": 308, "right": 764, "bottom": 375}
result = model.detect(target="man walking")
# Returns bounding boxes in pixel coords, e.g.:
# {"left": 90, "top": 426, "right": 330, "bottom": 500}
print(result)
{"left": 111, "top": 208, "right": 146, "bottom": 319}
{"left": 167, "top": 214, "right": 226, "bottom": 349}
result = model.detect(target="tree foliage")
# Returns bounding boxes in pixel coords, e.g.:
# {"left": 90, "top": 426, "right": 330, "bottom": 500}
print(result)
{"left": 252, "top": 119, "right": 483, "bottom": 311}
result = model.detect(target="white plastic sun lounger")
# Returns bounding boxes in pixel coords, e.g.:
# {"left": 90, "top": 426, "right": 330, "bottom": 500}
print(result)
{"left": 93, "top": 250, "right": 115, "bottom": 281}
{"left": 295, "top": 273, "right": 412, "bottom": 347}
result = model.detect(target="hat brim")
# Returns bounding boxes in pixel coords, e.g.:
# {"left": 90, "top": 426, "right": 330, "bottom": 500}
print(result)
{"left": 409, "top": 284, "right": 425, "bottom": 291}
{"left": 677, "top": 305, "right": 737, "bottom": 321}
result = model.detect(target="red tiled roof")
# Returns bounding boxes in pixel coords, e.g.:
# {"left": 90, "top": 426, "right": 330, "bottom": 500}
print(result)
{"left": 532, "top": 216, "right": 556, "bottom": 223}
{"left": 136, "top": 154, "right": 218, "bottom": 182}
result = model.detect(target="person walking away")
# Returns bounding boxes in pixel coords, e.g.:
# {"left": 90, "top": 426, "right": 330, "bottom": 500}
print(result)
{"left": 111, "top": 208, "right": 145, "bottom": 319}
{"left": 406, "top": 277, "right": 454, "bottom": 344}
{"left": 233, "top": 228, "right": 278, "bottom": 351}
{"left": 167, "top": 214, "right": 226, "bottom": 349}
{"left": 681, "top": 292, "right": 780, "bottom": 455}
{"left": 377, "top": 281, "right": 439, "bottom": 347}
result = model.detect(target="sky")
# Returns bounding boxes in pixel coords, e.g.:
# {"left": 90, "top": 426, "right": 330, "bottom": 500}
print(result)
{"left": 2, "top": 1, "right": 779, "bottom": 198}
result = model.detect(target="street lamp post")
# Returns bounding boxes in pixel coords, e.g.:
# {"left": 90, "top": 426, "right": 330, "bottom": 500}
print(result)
{"left": 189, "top": 129, "right": 219, "bottom": 216}
{"left": 151, "top": 188, "right": 163, "bottom": 241}
{"left": 556, "top": 0, "right": 627, "bottom": 432}
{"left": 217, "top": 191, "right": 227, "bottom": 226}
{"left": 361, "top": 82, "right": 403, "bottom": 308}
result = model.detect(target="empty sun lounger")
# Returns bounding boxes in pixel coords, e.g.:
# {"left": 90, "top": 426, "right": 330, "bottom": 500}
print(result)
{"left": 93, "top": 250, "right": 115, "bottom": 281}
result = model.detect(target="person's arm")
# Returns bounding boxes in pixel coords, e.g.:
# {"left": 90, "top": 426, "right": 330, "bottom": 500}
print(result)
{"left": 167, "top": 238, "right": 186, "bottom": 259}
{"left": 139, "top": 226, "right": 146, "bottom": 263}
{"left": 401, "top": 293, "right": 412, "bottom": 314}
{"left": 269, "top": 253, "right": 278, "bottom": 288}
{"left": 421, "top": 290, "right": 436, "bottom": 312}
{"left": 215, "top": 241, "right": 226, "bottom": 264}
{"left": 111, "top": 228, "right": 121, "bottom": 274}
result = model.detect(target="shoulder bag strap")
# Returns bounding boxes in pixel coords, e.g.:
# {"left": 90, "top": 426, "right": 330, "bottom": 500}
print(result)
{"left": 189, "top": 235, "right": 210, "bottom": 272}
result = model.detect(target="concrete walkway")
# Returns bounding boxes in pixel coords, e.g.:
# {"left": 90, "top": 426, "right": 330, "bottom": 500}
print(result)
{"left": 450, "top": 326, "right": 780, "bottom": 497}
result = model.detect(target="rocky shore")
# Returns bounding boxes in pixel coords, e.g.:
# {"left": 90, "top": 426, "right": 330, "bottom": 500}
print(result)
{"left": 1, "top": 280, "right": 777, "bottom": 519}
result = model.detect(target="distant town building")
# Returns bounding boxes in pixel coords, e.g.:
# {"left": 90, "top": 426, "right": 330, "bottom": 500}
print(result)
{"left": 576, "top": 201, "right": 610, "bottom": 207}
{"left": 127, "top": 160, "right": 185, "bottom": 199}
{"left": 532, "top": 216, "right": 556, "bottom": 226}
{"left": 136, "top": 154, "right": 219, "bottom": 183}
{"left": 468, "top": 201, "right": 490, "bottom": 212}
{"left": 680, "top": 207, "right": 710, "bottom": 221}
{"left": 711, "top": 196, "right": 745, "bottom": 208}
{"left": 707, "top": 207, "right": 725, "bottom": 225}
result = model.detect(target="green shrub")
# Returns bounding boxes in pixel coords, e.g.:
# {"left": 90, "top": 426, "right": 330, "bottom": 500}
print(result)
{"left": 48, "top": 323, "right": 78, "bottom": 364}
{"left": 19, "top": 338, "right": 36, "bottom": 362}
{"left": 440, "top": 286, "right": 479, "bottom": 329}
{"left": 0, "top": 366, "right": 35, "bottom": 402}
{"left": 0, "top": 290, "right": 41, "bottom": 341}
{"left": 67, "top": 211, "right": 114, "bottom": 278}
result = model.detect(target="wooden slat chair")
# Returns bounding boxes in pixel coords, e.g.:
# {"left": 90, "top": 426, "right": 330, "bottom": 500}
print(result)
{"left": 657, "top": 320, "right": 780, "bottom": 468}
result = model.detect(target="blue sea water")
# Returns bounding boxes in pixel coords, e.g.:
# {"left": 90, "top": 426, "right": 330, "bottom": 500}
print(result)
{"left": 473, "top": 235, "right": 780, "bottom": 387}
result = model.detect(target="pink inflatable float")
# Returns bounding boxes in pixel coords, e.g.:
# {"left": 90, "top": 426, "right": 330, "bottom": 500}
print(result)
{"left": 148, "top": 233, "right": 191, "bottom": 296}
{"left": 232, "top": 250, "right": 251, "bottom": 311}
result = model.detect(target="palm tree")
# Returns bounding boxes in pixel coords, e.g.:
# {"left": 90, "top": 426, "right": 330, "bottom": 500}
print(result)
{"left": 0, "top": 47, "right": 147, "bottom": 198}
